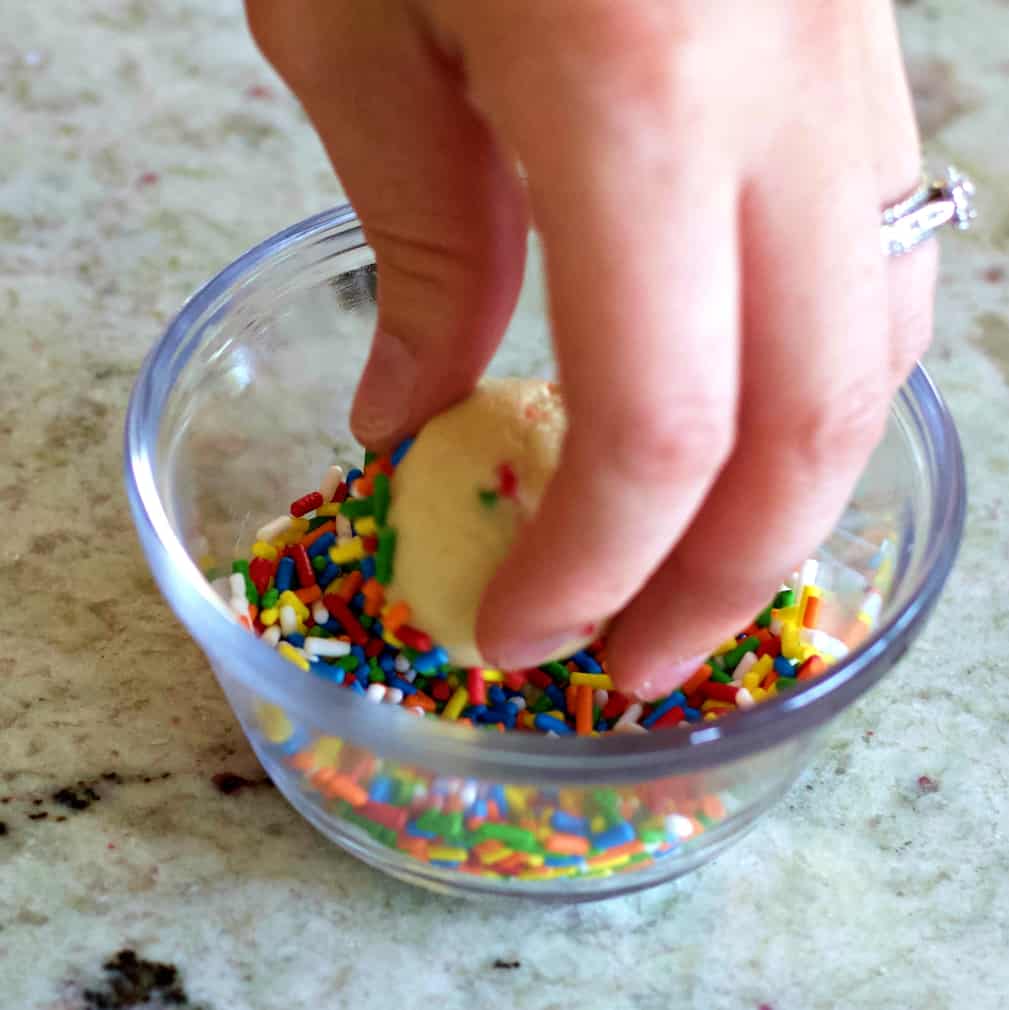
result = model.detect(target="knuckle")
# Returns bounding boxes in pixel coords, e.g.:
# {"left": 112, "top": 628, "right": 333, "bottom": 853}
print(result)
{"left": 591, "top": 399, "right": 735, "bottom": 487}
{"left": 788, "top": 386, "right": 889, "bottom": 469}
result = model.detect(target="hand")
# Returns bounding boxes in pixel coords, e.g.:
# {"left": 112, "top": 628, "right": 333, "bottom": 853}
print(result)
{"left": 246, "top": 0, "right": 936, "bottom": 697}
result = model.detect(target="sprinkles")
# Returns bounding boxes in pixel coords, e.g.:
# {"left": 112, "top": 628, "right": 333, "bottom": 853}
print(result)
{"left": 211, "top": 441, "right": 887, "bottom": 884}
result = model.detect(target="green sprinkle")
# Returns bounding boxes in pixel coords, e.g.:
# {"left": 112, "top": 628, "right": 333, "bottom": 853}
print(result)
{"left": 337, "top": 655, "right": 359, "bottom": 671}
{"left": 754, "top": 604, "right": 773, "bottom": 629}
{"left": 722, "top": 635, "right": 760, "bottom": 671}
{"left": 261, "top": 588, "right": 279, "bottom": 610}
{"left": 541, "top": 661, "right": 570, "bottom": 684}
{"left": 307, "top": 626, "right": 327, "bottom": 638}
{"left": 308, "top": 515, "right": 332, "bottom": 531}
{"left": 773, "top": 588, "right": 795, "bottom": 609}
{"left": 776, "top": 677, "right": 797, "bottom": 690}
{"left": 363, "top": 450, "right": 378, "bottom": 467}
{"left": 710, "top": 669, "right": 733, "bottom": 684}
{"left": 474, "top": 822, "right": 540, "bottom": 852}
{"left": 530, "top": 694, "right": 553, "bottom": 714}
{"left": 391, "top": 779, "right": 415, "bottom": 806}
{"left": 312, "top": 554, "right": 327, "bottom": 571}
{"left": 638, "top": 827, "right": 667, "bottom": 845}
{"left": 478, "top": 488, "right": 499, "bottom": 508}
{"left": 245, "top": 584, "right": 259, "bottom": 606}
{"left": 375, "top": 526, "right": 397, "bottom": 585}
{"left": 360, "top": 614, "right": 374, "bottom": 629}
{"left": 373, "top": 473, "right": 391, "bottom": 526}
{"left": 341, "top": 497, "right": 374, "bottom": 519}
{"left": 590, "top": 788, "right": 621, "bottom": 823}
{"left": 232, "top": 559, "right": 250, "bottom": 577}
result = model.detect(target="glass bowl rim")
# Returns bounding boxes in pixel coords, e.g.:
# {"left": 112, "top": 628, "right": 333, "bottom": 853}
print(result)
{"left": 124, "top": 203, "right": 967, "bottom": 784}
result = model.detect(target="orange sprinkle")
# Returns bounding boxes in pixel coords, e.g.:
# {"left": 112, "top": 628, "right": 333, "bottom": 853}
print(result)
{"left": 295, "top": 585, "right": 322, "bottom": 605}
{"left": 405, "top": 691, "right": 436, "bottom": 713}
{"left": 354, "top": 475, "right": 374, "bottom": 497}
{"left": 700, "top": 794, "right": 726, "bottom": 820}
{"left": 324, "top": 774, "right": 368, "bottom": 806}
{"left": 361, "top": 578, "right": 385, "bottom": 617}
{"left": 682, "top": 663, "right": 714, "bottom": 695}
{"left": 339, "top": 569, "right": 364, "bottom": 602}
{"left": 286, "top": 750, "right": 316, "bottom": 772}
{"left": 382, "top": 600, "right": 411, "bottom": 633}
{"left": 298, "top": 520, "right": 336, "bottom": 549}
{"left": 545, "top": 832, "right": 590, "bottom": 856}
{"left": 472, "top": 839, "right": 506, "bottom": 859}
{"left": 802, "top": 595, "right": 821, "bottom": 629}
{"left": 587, "top": 840, "right": 645, "bottom": 866}
{"left": 575, "top": 684, "right": 593, "bottom": 736}
{"left": 760, "top": 670, "right": 779, "bottom": 691}
{"left": 397, "top": 833, "right": 429, "bottom": 860}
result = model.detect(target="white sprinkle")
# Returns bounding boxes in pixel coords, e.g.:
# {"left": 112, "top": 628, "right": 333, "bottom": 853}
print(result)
{"left": 509, "top": 697, "right": 527, "bottom": 712}
{"left": 801, "top": 628, "right": 849, "bottom": 660}
{"left": 305, "top": 637, "right": 351, "bottom": 658}
{"left": 279, "top": 605, "right": 298, "bottom": 636}
{"left": 594, "top": 689, "right": 609, "bottom": 709}
{"left": 798, "top": 558, "right": 819, "bottom": 596}
{"left": 257, "top": 515, "right": 296, "bottom": 543}
{"left": 385, "top": 687, "right": 404, "bottom": 706}
{"left": 734, "top": 651, "right": 759, "bottom": 683}
{"left": 613, "top": 721, "right": 648, "bottom": 734}
{"left": 366, "top": 683, "right": 387, "bottom": 704}
{"left": 861, "top": 590, "right": 883, "bottom": 623}
{"left": 459, "top": 783, "right": 478, "bottom": 807}
{"left": 735, "top": 687, "right": 756, "bottom": 710}
{"left": 770, "top": 614, "right": 784, "bottom": 636}
{"left": 320, "top": 464, "right": 345, "bottom": 501}
{"left": 229, "top": 572, "right": 246, "bottom": 599}
{"left": 402, "top": 669, "right": 417, "bottom": 683}
{"left": 614, "top": 702, "right": 643, "bottom": 730}
{"left": 394, "top": 655, "right": 411, "bottom": 673}
{"left": 665, "top": 813, "right": 694, "bottom": 839}
{"left": 261, "top": 625, "right": 282, "bottom": 647}
{"left": 336, "top": 515, "right": 353, "bottom": 540}
{"left": 312, "top": 602, "right": 330, "bottom": 625}
{"left": 210, "top": 575, "right": 231, "bottom": 600}
{"left": 229, "top": 596, "right": 249, "bottom": 619}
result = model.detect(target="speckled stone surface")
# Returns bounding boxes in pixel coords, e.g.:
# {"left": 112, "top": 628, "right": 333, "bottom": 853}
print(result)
{"left": 1, "top": 2, "right": 1007, "bottom": 1008}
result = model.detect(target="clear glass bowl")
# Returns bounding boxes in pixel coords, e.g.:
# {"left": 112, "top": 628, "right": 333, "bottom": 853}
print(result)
{"left": 125, "top": 205, "right": 966, "bottom": 901}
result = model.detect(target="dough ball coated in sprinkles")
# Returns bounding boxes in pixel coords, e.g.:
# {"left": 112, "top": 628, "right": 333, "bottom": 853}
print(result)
{"left": 387, "top": 377, "right": 595, "bottom": 669}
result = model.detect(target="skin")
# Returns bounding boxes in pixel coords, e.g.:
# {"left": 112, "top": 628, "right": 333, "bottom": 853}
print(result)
{"left": 245, "top": 0, "right": 936, "bottom": 697}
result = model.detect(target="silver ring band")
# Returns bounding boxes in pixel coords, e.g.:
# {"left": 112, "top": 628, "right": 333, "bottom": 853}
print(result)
{"left": 880, "top": 165, "right": 977, "bottom": 257}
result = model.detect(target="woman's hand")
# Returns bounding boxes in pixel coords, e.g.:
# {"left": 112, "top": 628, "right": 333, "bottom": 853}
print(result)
{"left": 246, "top": 0, "right": 935, "bottom": 696}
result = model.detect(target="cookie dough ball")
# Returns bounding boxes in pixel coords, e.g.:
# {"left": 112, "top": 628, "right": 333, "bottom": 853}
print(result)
{"left": 388, "top": 377, "right": 593, "bottom": 668}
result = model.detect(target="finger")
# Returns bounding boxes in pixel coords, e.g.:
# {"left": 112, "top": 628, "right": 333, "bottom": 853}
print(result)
{"left": 463, "top": 10, "right": 742, "bottom": 667}
{"left": 245, "top": 0, "right": 528, "bottom": 450}
{"left": 606, "top": 147, "right": 893, "bottom": 696}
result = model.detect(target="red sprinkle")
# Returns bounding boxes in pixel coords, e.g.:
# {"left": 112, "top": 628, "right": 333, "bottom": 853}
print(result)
{"left": 249, "top": 557, "right": 275, "bottom": 596}
{"left": 602, "top": 692, "right": 629, "bottom": 720}
{"left": 467, "top": 669, "right": 487, "bottom": 707}
{"left": 652, "top": 706, "right": 686, "bottom": 730}
{"left": 526, "top": 668, "right": 552, "bottom": 689}
{"left": 323, "top": 594, "right": 368, "bottom": 645}
{"left": 331, "top": 482, "right": 349, "bottom": 504}
{"left": 503, "top": 669, "right": 529, "bottom": 691}
{"left": 396, "top": 625, "right": 433, "bottom": 652}
{"left": 290, "top": 491, "right": 324, "bottom": 517}
{"left": 700, "top": 681, "right": 739, "bottom": 703}
{"left": 361, "top": 535, "right": 379, "bottom": 554}
{"left": 365, "top": 639, "right": 384, "bottom": 659}
{"left": 796, "top": 655, "right": 826, "bottom": 681}
{"left": 496, "top": 462, "right": 518, "bottom": 499}
{"left": 290, "top": 543, "right": 316, "bottom": 587}
{"left": 431, "top": 680, "right": 452, "bottom": 702}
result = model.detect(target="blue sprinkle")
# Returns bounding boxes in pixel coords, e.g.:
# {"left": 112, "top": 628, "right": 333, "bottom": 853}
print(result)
{"left": 361, "top": 557, "right": 376, "bottom": 579}
{"left": 275, "top": 727, "right": 310, "bottom": 756}
{"left": 307, "top": 532, "right": 336, "bottom": 558}
{"left": 591, "top": 821, "right": 636, "bottom": 849}
{"left": 275, "top": 556, "right": 295, "bottom": 592}
{"left": 482, "top": 709, "right": 510, "bottom": 724}
{"left": 654, "top": 843, "right": 680, "bottom": 859}
{"left": 544, "top": 684, "right": 567, "bottom": 712}
{"left": 413, "top": 652, "right": 441, "bottom": 673}
{"left": 388, "top": 675, "right": 417, "bottom": 696}
{"left": 369, "top": 777, "right": 394, "bottom": 803}
{"left": 682, "top": 706, "right": 702, "bottom": 722}
{"left": 550, "top": 810, "right": 589, "bottom": 835}
{"left": 350, "top": 679, "right": 367, "bottom": 695}
{"left": 317, "top": 562, "right": 341, "bottom": 587}
{"left": 544, "top": 854, "right": 584, "bottom": 868}
{"left": 391, "top": 438, "right": 414, "bottom": 466}
{"left": 641, "top": 692, "right": 686, "bottom": 729}
{"left": 467, "top": 798, "right": 488, "bottom": 819}
{"left": 489, "top": 785, "right": 508, "bottom": 816}
{"left": 352, "top": 593, "right": 366, "bottom": 609}
{"left": 379, "top": 655, "right": 395, "bottom": 672}
{"left": 405, "top": 820, "right": 438, "bottom": 840}
{"left": 572, "top": 650, "right": 602, "bottom": 673}
{"left": 428, "top": 859, "right": 463, "bottom": 869}
{"left": 351, "top": 644, "right": 366, "bottom": 661}
{"left": 323, "top": 618, "right": 344, "bottom": 636}
{"left": 594, "top": 718, "right": 609, "bottom": 733}
{"left": 356, "top": 667, "right": 370, "bottom": 688}
{"left": 285, "top": 632, "right": 306, "bottom": 648}
{"left": 534, "top": 713, "right": 574, "bottom": 735}
{"left": 774, "top": 655, "right": 797, "bottom": 677}
{"left": 488, "top": 686, "right": 506, "bottom": 707}
{"left": 316, "top": 665, "right": 345, "bottom": 685}
{"left": 346, "top": 467, "right": 363, "bottom": 487}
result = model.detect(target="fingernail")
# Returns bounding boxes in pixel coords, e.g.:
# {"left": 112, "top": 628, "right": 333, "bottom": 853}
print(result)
{"left": 484, "top": 630, "right": 584, "bottom": 671}
{"left": 351, "top": 329, "right": 417, "bottom": 446}
{"left": 628, "top": 654, "right": 709, "bottom": 701}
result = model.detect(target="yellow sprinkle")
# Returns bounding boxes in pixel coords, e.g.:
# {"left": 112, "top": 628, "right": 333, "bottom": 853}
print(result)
{"left": 428, "top": 846, "right": 469, "bottom": 862}
{"left": 478, "top": 846, "right": 514, "bottom": 865}
{"left": 259, "top": 608, "right": 279, "bottom": 627}
{"left": 316, "top": 503, "right": 343, "bottom": 516}
{"left": 588, "top": 852, "right": 634, "bottom": 871}
{"left": 383, "top": 631, "right": 404, "bottom": 649}
{"left": 521, "top": 852, "right": 545, "bottom": 867}
{"left": 751, "top": 687, "right": 768, "bottom": 703}
{"left": 713, "top": 638, "right": 739, "bottom": 656}
{"left": 255, "top": 702, "right": 293, "bottom": 743}
{"left": 323, "top": 577, "right": 343, "bottom": 596}
{"left": 480, "top": 669, "right": 504, "bottom": 683}
{"left": 503, "top": 786, "right": 530, "bottom": 815}
{"left": 545, "top": 710, "right": 566, "bottom": 722}
{"left": 251, "top": 541, "right": 278, "bottom": 561}
{"left": 443, "top": 687, "right": 469, "bottom": 721}
{"left": 742, "top": 671, "right": 761, "bottom": 691}
{"left": 570, "top": 672, "right": 613, "bottom": 690}
{"left": 590, "top": 814, "right": 607, "bottom": 834}
{"left": 751, "top": 654, "right": 774, "bottom": 680}
{"left": 518, "top": 866, "right": 577, "bottom": 881}
{"left": 278, "top": 642, "right": 310, "bottom": 672}
{"left": 781, "top": 621, "right": 802, "bottom": 660}
{"left": 702, "top": 699, "right": 733, "bottom": 711}
{"left": 703, "top": 712, "right": 719, "bottom": 721}
{"left": 354, "top": 516, "right": 378, "bottom": 536}
{"left": 311, "top": 736, "right": 344, "bottom": 766}
{"left": 278, "top": 591, "right": 310, "bottom": 621}
{"left": 330, "top": 538, "right": 366, "bottom": 564}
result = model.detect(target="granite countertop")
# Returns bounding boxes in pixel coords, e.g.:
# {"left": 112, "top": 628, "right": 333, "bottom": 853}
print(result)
{"left": 2, "top": 2, "right": 1008, "bottom": 1008}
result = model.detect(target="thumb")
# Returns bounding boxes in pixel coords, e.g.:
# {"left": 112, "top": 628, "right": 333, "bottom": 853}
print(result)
{"left": 246, "top": 0, "right": 528, "bottom": 450}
